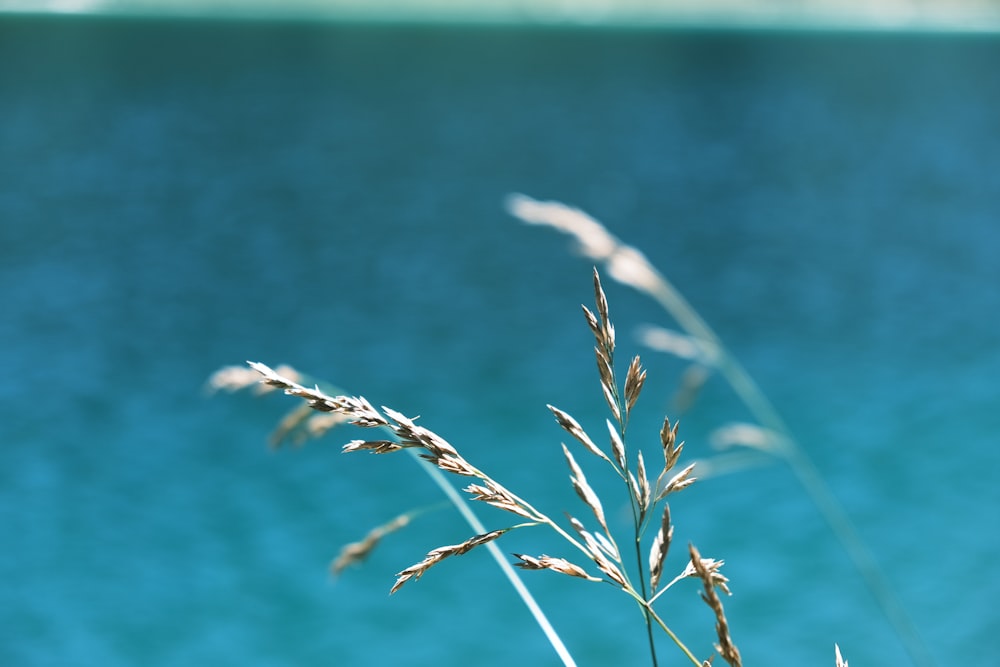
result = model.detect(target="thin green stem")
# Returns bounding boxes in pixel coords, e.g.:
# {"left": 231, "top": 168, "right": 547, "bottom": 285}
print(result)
{"left": 612, "top": 384, "right": 659, "bottom": 667}
{"left": 622, "top": 587, "right": 702, "bottom": 666}
{"left": 303, "top": 375, "right": 580, "bottom": 667}
{"left": 412, "top": 454, "right": 579, "bottom": 667}
{"left": 636, "top": 534, "right": 659, "bottom": 667}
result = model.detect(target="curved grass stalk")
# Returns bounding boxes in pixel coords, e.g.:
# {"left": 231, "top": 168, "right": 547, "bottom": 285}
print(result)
{"left": 208, "top": 366, "right": 577, "bottom": 667}
{"left": 508, "top": 193, "right": 935, "bottom": 667}
{"left": 326, "top": 397, "right": 579, "bottom": 667}
{"left": 414, "top": 455, "right": 579, "bottom": 667}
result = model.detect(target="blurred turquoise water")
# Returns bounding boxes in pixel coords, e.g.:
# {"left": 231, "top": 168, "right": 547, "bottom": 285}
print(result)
{"left": 1, "top": 15, "right": 998, "bottom": 666}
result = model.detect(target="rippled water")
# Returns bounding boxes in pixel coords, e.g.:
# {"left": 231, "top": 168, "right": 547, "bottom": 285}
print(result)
{"left": 1, "top": 16, "right": 998, "bottom": 666}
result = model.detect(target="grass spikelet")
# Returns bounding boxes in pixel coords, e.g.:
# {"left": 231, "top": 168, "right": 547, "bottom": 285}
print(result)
{"left": 606, "top": 419, "right": 627, "bottom": 472}
{"left": 624, "top": 354, "right": 646, "bottom": 417}
{"left": 592, "top": 267, "right": 614, "bottom": 350}
{"left": 660, "top": 416, "right": 681, "bottom": 470}
{"left": 268, "top": 403, "right": 313, "bottom": 447}
{"left": 391, "top": 529, "right": 509, "bottom": 594}
{"left": 562, "top": 444, "right": 608, "bottom": 532}
{"left": 566, "top": 515, "right": 628, "bottom": 588}
{"left": 689, "top": 543, "right": 740, "bottom": 667}
{"left": 635, "top": 325, "right": 708, "bottom": 363}
{"left": 432, "top": 453, "right": 480, "bottom": 477}
{"left": 648, "top": 504, "right": 673, "bottom": 591}
{"left": 591, "top": 530, "right": 620, "bottom": 561}
{"left": 271, "top": 405, "right": 347, "bottom": 448}
{"left": 656, "top": 462, "right": 697, "bottom": 502}
{"left": 710, "top": 422, "right": 784, "bottom": 454}
{"left": 585, "top": 270, "right": 623, "bottom": 426}
{"left": 581, "top": 304, "right": 602, "bottom": 342}
{"left": 547, "top": 404, "right": 611, "bottom": 465}
{"left": 331, "top": 512, "right": 413, "bottom": 576}
{"left": 464, "top": 480, "right": 544, "bottom": 523}
{"left": 513, "top": 554, "right": 602, "bottom": 582}
{"left": 207, "top": 363, "right": 303, "bottom": 395}
{"left": 636, "top": 450, "right": 651, "bottom": 518}
{"left": 297, "top": 411, "right": 351, "bottom": 445}
{"left": 600, "top": 380, "right": 622, "bottom": 424}
{"left": 505, "top": 193, "right": 617, "bottom": 261}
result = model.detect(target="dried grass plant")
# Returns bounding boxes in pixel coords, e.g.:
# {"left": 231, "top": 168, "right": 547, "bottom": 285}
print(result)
{"left": 214, "top": 270, "right": 739, "bottom": 666}
{"left": 506, "top": 194, "right": 929, "bottom": 667}
{"left": 206, "top": 195, "right": 926, "bottom": 667}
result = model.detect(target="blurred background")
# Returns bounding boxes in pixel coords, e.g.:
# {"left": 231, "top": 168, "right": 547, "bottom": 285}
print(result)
{"left": 2, "top": 2, "right": 998, "bottom": 666}
{"left": 4, "top": 0, "right": 1000, "bottom": 30}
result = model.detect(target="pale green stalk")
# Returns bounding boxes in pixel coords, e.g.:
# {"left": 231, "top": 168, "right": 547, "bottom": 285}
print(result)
{"left": 413, "top": 454, "right": 578, "bottom": 667}
{"left": 283, "top": 372, "right": 579, "bottom": 667}
{"left": 618, "top": 587, "right": 701, "bottom": 666}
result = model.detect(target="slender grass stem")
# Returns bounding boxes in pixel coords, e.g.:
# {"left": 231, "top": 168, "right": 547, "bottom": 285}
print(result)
{"left": 302, "top": 375, "right": 579, "bottom": 667}
{"left": 609, "top": 365, "right": 660, "bottom": 667}
{"left": 413, "top": 454, "right": 578, "bottom": 667}
{"left": 620, "top": 588, "right": 701, "bottom": 666}
{"left": 635, "top": 535, "right": 659, "bottom": 667}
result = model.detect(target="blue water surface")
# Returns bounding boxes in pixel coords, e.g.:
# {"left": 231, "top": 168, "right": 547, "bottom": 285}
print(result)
{"left": 1, "top": 16, "right": 998, "bottom": 667}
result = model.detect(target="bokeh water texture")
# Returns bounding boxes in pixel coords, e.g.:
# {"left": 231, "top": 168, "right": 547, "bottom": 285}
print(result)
{"left": 1, "top": 15, "right": 998, "bottom": 666}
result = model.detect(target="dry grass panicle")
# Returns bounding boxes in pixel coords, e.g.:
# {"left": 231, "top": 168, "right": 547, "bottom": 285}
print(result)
{"left": 238, "top": 269, "right": 739, "bottom": 667}
{"left": 689, "top": 543, "right": 740, "bottom": 667}
{"left": 217, "top": 197, "right": 891, "bottom": 667}
{"left": 507, "top": 194, "right": 932, "bottom": 667}
{"left": 331, "top": 512, "right": 413, "bottom": 576}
